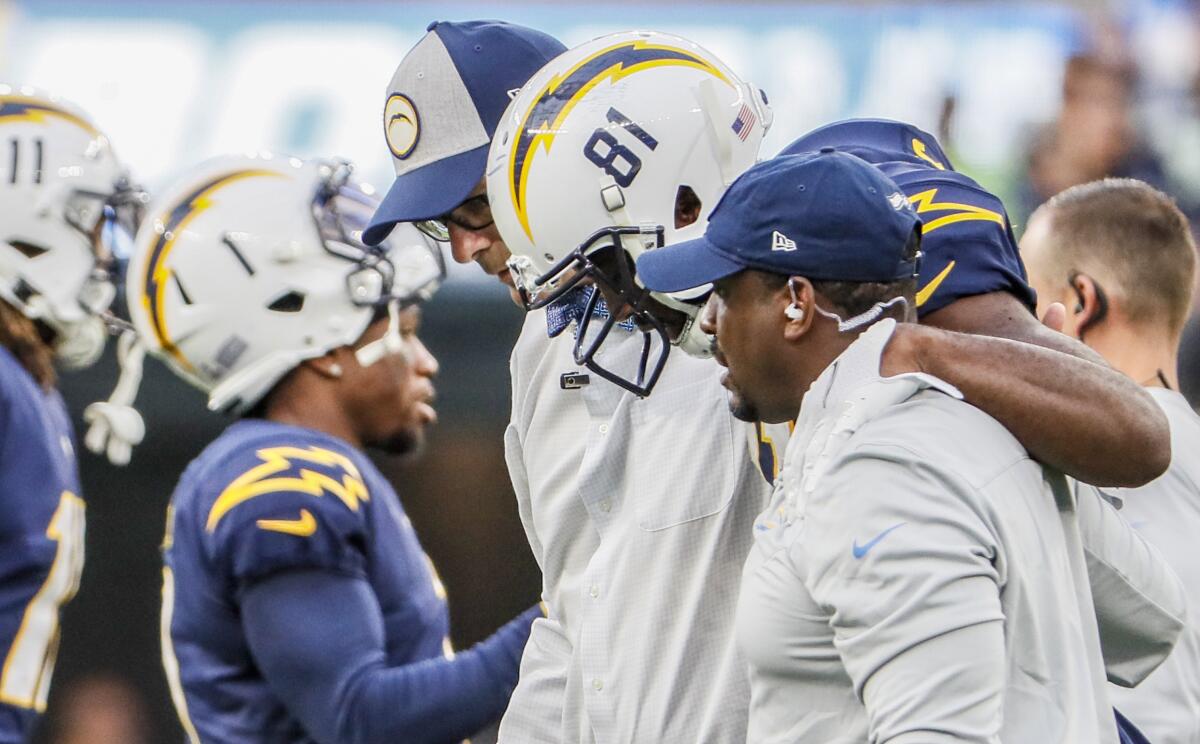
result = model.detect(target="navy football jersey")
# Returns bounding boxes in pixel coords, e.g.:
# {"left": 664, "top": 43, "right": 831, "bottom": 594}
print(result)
{"left": 878, "top": 162, "right": 1037, "bottom": 317}
{"left": 0, "top": 346, "right": 85, "bottom": 743}
{"left": 782, "top": 120, "right": 1036, "bottom": 316}
{"left": 161, "top": 419, "right": 450, "bottom": 743}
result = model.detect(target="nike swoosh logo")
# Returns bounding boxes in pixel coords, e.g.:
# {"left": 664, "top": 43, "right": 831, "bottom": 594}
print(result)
{"left": 915, "top": 260, "right": 956, "bottom": 308}
{"left": 852, "top": 522, "right": 906, "bottom": 559}
{"left": 257, "top": 509, "right": 317, "bottom": 537}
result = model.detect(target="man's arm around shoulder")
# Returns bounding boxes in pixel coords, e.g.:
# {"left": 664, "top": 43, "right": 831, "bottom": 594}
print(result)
{"left": 887, "top": 291, "right": 1170, "bottom": 487}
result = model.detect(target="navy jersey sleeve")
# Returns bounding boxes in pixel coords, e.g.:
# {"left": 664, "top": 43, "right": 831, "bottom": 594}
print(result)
{"left": 201, "top": 443, "right": 371, "bottom": 586}
{"left": 885, "top": 168, "right": 1037, "bottom": 317}
{"left": 242, "top": 570, "right": 540, "bottom": 744}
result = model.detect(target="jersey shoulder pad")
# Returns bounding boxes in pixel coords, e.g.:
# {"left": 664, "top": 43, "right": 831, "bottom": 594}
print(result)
{"left": 198, "top": 427, "right": 372, "bottom": 585}
{"left": 882, "top": 169, "right": 1036, "bottom": 317}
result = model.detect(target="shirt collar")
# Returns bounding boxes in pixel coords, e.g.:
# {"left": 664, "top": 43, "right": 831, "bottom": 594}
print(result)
{"left": 782, "top": 319, "right": 963, "bottom": 501}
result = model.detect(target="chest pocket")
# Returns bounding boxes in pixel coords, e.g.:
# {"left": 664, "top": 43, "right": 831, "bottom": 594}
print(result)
{"left": 628, "top": 376, "right": 738, "bottom": 530}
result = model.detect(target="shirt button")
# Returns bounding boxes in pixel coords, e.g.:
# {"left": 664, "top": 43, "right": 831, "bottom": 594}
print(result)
{"left": 599, "top": 500, "right": 611, "bottom": 512}
{"left": 592, "top": 678, "right": 604, "bottom": 691}
{"left": 598, "top": 424, "right": 609, "bottom": 434}
{"left": 589, "top": 584, "right": 600, "bottom": 598}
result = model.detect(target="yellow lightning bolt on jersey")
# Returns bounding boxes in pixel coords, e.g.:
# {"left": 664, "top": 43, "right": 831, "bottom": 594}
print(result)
{"left": 206, "top": 446, "right": 369, "bottom": 532}
{"left": 905, "top": 187, "right": 1005, "bottom": 235}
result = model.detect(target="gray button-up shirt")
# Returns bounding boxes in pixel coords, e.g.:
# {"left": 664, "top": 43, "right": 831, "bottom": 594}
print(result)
{"left": 499, "top": 309, "right": 772, "bottom": 743}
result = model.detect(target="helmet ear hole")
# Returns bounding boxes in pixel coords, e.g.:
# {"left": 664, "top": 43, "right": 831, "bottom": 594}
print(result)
{"left": 8, "top": 240, "right": 48, "bottom": 258}
{"left": 266, "top": 291, "right": 306, "bottom": 313}
{"left": 674, "top": 185, "right": 702, "bottom": 229}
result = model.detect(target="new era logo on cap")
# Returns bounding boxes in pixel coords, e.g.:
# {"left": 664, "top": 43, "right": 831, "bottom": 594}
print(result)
{"left": 772, "top": 230, "right": 797, "bottom": 252}
{"left": 887, "top": 191, "right": 909, "bottom": 210}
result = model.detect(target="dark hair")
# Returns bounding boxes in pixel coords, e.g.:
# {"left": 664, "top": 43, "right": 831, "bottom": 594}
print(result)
{"left": 761, "top": 227, "right": 921, "bottom": 320}
{"left": 0, "top": 299, "right": 56, "bottom": 390}
{"left": 1042, "top": 178, "right": 1196, "bottom": 334}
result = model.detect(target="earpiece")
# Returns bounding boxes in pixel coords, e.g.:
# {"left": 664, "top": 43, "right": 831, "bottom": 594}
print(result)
{"left": 785, "top": 277, "right": 805, "bottom": 321}
{"left": 329, "top": 363, "right": 343, "bottom": 378}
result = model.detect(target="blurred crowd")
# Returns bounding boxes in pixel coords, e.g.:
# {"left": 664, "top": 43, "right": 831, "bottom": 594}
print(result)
{"left": 925, "top": 7, "right": 1200, "bottom": 407}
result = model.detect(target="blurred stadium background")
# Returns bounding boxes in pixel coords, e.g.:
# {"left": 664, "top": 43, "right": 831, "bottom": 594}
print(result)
{"left": 1, "top": 0, "right": 1197, "bottom": 740}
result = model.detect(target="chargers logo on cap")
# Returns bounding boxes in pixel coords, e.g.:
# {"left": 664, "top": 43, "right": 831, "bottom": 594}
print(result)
{"left": 384, "top": 93, "right": 420, "bottom": 160}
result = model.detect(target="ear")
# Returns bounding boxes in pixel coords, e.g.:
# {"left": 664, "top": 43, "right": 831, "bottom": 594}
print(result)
{"left": 781, "top": 276, "right": 816, "bottom": 342}
{"left": 1069, "top": 271, "right": 1102, "bottom": 335}
{"left": 305, "top": 349, "right": 346, "bottom": 380}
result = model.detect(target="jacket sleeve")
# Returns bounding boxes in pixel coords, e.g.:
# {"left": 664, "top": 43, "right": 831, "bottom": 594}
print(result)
{"left": 1075, "top": 482, "right": 1187, "bottom": 687}
{"left": 804, "top": 444, "right": 1007, "bottom": 743}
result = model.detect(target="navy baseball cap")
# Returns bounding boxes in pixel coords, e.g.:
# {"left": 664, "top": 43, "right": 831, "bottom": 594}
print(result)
{"left": 782, "top": 118, "right": 955, "bottom": 171}
{"left": 364, "top": 20, "right": 566, "bottom": 245}
{"left": 637, "top": 150, "right": 920, "bottom": 293}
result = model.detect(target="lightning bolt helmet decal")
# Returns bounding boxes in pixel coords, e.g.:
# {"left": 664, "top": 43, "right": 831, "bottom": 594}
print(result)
{"left": 508, "top": 40, "right": 730, "bottom": 242}
{"left": 141, "top": 170, "right": 283, "bottom": 369}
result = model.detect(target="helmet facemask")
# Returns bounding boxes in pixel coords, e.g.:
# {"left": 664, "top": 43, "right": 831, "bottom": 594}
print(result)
{"left": 312, "top": 160, "right": 445, "bottom": 370}
{"left": 23, "top": 174, "right": 148, "bottom": 369}
{"left": 510, "top": 223, "right": 672, "bottom": 397}
{"left": 488, "top": 31, "right": 770, "bottom": 397}
{"left": 506, "top": 183, "right": 713, "bottom": 398}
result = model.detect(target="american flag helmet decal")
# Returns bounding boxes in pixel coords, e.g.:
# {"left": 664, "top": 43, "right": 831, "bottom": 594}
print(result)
{"left": 731, "top": 102, "right": 755, "bottom": 141}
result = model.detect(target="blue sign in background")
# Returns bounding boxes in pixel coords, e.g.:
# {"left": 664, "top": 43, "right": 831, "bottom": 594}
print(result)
{"left": 0, "top": 2, "right": 1091, "bottom": 192}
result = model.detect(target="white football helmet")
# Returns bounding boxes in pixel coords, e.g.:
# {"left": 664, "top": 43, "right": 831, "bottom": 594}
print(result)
{"left": 487, "top": 30, "right": 771, "bottom": 395}
{"left": 126, "top": 153, "right": 444, "bottom": 414}
{"left": 0, "top": 85, "right": 145, "bottom": 369}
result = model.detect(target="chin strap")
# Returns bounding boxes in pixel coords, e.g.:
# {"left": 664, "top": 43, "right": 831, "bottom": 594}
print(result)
{"left": 84, "top": 329, "right": 146, "bottom": 466}
{"left": 652, "top": 292, "right": 714, "bottom": 358}
{"left": 354, "top": 300, "right": 408, "bottom": 368}
{"left": 20, "top": 294, "right": 106, "bottom": 371}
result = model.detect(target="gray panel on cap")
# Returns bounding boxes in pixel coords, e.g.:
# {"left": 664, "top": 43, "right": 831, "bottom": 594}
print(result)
{"left": 384, "top": 32, "right": 489, "bottom": 177}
